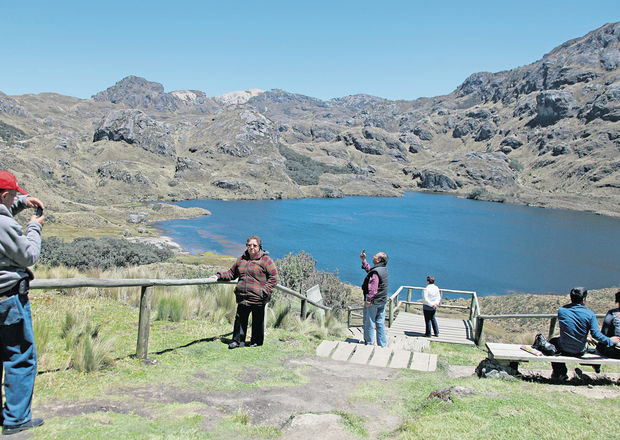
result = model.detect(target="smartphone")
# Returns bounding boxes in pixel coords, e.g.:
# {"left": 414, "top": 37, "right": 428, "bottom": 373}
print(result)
{"left": 36, "top": 206, "right": 43, "bottom": 217}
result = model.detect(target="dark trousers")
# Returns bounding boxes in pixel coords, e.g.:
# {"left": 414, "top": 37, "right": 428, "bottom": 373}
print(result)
{"left": 232, "top": 303, "right": 265, "bottom": 346}
{"left": 423, "top": 307, "right": 439, "bottom": 336}
{"left": 549, "top": 337, "right": 586, "bottom": 376}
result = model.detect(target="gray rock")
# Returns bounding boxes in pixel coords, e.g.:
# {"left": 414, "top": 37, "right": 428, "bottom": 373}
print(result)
{"left": 212, "top": 179, "right": 253, "bottom": 193}
{"left": 92, "top": 75, "right": 183, "bottom": 112}
{"left": 93, "top": 109, "right": 176, "bottom": 157}
{"left": 320, "top": 186, "right": 344, "bottom": 198}
{"left": 500, "top": 136, "right": 523, "bottom": 149}
{"left": 0, "top": 92, "right": 30, "bottom": 117}
{"left": 418, "top": 170, "right": 458, "bottom": 190}
{"left": 587, "top": 82, "right": 620, "bottom": 122}
{"left": 551, "top": 144, "right": 570, "bottom": 156}
{"left": 427, "top": 386, "right": 478, "bottom": 402}
{"left": 128, "top": 212, "right": 148, "bottom": 223}
{"left": 475, "top": 121, "right": 496, "bottom": 141}
{"left": 533, "top": 90, "right": 579, "bottom": 125}
{"left": 413, "top": 127, "right": 434, "bottom": 140}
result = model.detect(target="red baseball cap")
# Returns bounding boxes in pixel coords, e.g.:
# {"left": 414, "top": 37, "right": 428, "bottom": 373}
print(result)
{"left": 0, "top": 171, "right": 27, "bottom": 195}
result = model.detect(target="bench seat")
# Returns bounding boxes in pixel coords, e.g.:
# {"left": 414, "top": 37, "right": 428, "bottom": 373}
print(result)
{"left": 486, "top": 342, "right": 620, "bottom": 366}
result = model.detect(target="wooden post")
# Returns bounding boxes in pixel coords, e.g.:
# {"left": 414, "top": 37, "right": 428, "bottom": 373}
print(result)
{"left": 406, "top": 288, "right": 412, "bottom": 312}
{"left": 547, "top": 317, "right": 558, "bottom": 339}
{"left": 474, "top": 317, "right": 484, "bottom": 346}
{"left": 300, "top": 298, "right": 307, "bottom": 320}
{"left": 388, "top": 299, "right": 393, "bottom": 328}
{"left": 136, "top": 285, "right": 153, "bottom": 360}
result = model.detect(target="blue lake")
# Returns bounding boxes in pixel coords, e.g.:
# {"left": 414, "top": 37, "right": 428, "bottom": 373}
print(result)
{"left": 154, "top": 192, "right": 620, "bottom": 298}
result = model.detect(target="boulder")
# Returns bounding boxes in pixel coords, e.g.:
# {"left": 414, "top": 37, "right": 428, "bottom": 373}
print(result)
{"left": 93, "top": 109, "right": 176, "bottom": 157}
{"left": 532, "top": 90, "right": 579, "bottom": 125}
{"left": 586, "top": 82, "right": 620, "bottom": 122}
{"left": 418, "top": 170, "right": 458, "bottom": 190}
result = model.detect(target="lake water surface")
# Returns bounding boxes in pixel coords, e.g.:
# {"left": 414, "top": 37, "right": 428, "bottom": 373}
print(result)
{"left": 155, "top": 192, "right": 620, "bottom": 298}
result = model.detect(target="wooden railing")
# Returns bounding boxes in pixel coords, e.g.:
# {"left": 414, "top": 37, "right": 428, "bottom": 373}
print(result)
{"left": 473, "top": 313, "right": 605, "bottom": 346}
{"left": 30, "top": 278, "right": 331, "bottom": 359}
{"left": 347, "top": 285, "right": 480, "bottom": 329}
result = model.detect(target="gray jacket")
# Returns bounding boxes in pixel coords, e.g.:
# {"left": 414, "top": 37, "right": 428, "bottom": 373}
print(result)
{"left": 0, "top": 195, "right": 42, "bottom": 294}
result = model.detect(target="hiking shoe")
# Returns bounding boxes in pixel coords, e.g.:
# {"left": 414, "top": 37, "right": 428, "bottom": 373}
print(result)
{"left": 228, "top": 342, "right": 244, "bottom": 349}
{"left": 3, "top": 418, "right": 44, "bottom": 435}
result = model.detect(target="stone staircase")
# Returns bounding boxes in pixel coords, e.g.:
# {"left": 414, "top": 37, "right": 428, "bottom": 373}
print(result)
{"left": 316, "top": 334, "right": 437, "bottom": 371}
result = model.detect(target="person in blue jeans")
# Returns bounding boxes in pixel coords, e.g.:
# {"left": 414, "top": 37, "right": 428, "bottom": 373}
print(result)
{"left": 0, "top": 171, "right": 45, "bottom": 435}
{"left": 360, "top": 250, "right": 389, "bottom": 347}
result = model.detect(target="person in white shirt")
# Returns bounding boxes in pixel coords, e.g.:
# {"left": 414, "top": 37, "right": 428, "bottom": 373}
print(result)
{"left": 422, "top": 275, "right": 441, "bottom": 337}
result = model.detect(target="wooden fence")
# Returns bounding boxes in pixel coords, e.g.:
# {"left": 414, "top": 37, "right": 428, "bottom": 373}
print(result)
{"left": 347, "top": 285, "right": 480, "bottom": 329}
{"left": 473, "top": 312, "right": 605, "bottom": 345}
{"left": 30, "top": 278, "right": 331, "bottom": 359}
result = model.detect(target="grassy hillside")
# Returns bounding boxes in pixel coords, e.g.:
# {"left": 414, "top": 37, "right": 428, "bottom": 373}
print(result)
{"left": 27, "top": 265, "right": 620, "bottom": 439}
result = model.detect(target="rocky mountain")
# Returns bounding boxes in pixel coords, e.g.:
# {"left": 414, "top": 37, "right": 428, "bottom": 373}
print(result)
{"left": 1, "top": 23, "right": 619, "bottom": 220}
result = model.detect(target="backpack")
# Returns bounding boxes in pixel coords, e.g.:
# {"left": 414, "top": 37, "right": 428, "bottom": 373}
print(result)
{"left": 532, "top": 333, "right": 557, "bottom": 356}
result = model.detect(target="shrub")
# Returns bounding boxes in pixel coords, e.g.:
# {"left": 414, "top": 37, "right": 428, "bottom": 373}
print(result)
{"left": 156, "top": 296, "right": 185, "bottom": 322}
{"left": 39, "top": 236, "right": 173, "bottom": 270}
{"left": 278, "top": 144, "right": 353, "bottom": 185}
{"left": 276, "top": 251, "right": 353, "bottom": 313}
{"left": 60, "top": 311, "right": 115, "bottom": 372}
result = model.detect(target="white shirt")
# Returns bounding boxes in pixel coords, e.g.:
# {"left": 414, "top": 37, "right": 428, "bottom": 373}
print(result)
{"left": 422, "top": 284, "right": 441, "bottom": 307}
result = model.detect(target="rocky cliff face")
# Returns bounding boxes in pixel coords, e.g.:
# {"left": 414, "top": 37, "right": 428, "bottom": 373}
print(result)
{"left": 0, "top": 23, "right": 618, "bottom": 217}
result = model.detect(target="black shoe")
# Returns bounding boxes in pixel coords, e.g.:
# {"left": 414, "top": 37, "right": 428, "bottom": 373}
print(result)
{"left": 3, "top": 418, "right": 44, "bottom": 435}
{"left": 228, "top": 342, "right": 244, "bottom": 349}
{"left": 593, "top": 364, "right": 601, "bottom": 374}
{"left": 433, "top": 334, "right": 440, "bottom": 337}
{"left": 424, "top": 334, "right": 431, "bottom": 338}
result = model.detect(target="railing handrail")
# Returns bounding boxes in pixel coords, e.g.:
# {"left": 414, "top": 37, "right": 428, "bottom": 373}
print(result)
{"left": 347, "top": 284, "right": 479, "bottom": 328}
{"left": 29, "top": 278, "right": 331, "bottom": 312}
{"left": 30, "top": 276, "right": 331, "bottom": 359}
{"left": 478, "top": 313, "right": 605, "bottom": 319}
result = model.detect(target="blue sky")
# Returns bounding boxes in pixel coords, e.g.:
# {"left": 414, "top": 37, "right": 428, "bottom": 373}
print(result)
{"left": 1, "top": 1, "right": 618, "bottom": 101}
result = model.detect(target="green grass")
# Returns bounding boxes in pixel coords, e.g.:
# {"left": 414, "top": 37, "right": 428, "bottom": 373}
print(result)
{"left": 26, "top": 269, "right": 620, "bottom": 439}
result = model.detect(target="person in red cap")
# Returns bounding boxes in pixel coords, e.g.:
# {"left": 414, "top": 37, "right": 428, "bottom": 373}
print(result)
{"left": 0, "top": 170, "right": 45, "bottom": 435}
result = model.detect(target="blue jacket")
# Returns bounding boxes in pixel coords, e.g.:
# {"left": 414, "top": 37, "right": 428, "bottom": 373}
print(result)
{"left": 558, "top": 303, "right": 614, "bottom": 355}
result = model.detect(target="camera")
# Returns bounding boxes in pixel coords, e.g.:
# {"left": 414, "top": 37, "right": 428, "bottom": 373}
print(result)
{"left": 36, "top": 206, "right": 43, "bottom": 217}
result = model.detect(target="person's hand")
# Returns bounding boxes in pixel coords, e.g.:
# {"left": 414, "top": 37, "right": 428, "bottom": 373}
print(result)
{"left": 207, "top": 275, "right": 218, "bottom": 281}
{"left": 29, "top": 214, "right": 44, "bottom": 226}
{"left": 360, "top": 250, "right": 366, "bottom": 261}
{"left": 25, "top": 196, "right": 44, "bottom": 210}
{"left": 611, "top": 336, "right": 620, "bottom": 345}
{"left": 433, "top": 304, "right": 438, "bottom": 309}
{"left": 364, "top": 300, "right": 371, "bottom": 307}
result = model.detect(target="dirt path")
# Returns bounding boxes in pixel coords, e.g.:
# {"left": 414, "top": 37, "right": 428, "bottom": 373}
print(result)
{"left": 33, "top": 357, "right": 620, "bottom": 439}
{"left": 36, "top": 357, "right": 405, "bottom": 439}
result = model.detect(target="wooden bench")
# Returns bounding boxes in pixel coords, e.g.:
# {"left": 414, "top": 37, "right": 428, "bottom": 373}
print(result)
{"left": 486, "top": 342, "right": 620, "bottom": 370}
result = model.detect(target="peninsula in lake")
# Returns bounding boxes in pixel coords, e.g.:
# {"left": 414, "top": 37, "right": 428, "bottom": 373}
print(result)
{"left": 1, "top": 23, "right": 619, "bottom": 231}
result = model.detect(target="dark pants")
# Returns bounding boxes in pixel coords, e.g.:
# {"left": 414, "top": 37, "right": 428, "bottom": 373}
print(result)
{"left": 423, "top": 307, "right": 439, "bottom": 336}
{"left": 232, "top": 303, "right": 265, "bottom": 346}
{"left": 549, "top": 337, "right": 584, "bottom": 376}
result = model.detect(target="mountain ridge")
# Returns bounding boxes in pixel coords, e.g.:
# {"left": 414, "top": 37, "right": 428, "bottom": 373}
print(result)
{"left": 1, "top": 23, "right": 618, "bottom": 225}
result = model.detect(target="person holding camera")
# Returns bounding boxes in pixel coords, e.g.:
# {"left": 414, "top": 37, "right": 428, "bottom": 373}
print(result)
{"left": 360, "top": 250, "right": 389, "bottom": 347}
{"left": 0, "top": 170, "right": 45, "bottom": 435}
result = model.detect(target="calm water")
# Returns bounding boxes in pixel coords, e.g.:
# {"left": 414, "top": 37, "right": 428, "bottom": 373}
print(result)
{"left": 154, "top": 192, "right": 620, "bottom": 298}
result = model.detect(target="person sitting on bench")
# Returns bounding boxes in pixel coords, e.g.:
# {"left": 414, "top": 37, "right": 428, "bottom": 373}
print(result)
{"left": 596, "top": 290, "right": 620, "bottom": 359}
{"left": 549, "top": 287, "right": 620, "bottom": 380}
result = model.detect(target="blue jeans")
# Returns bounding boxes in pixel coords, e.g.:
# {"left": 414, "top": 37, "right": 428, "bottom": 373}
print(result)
{"left": 363, "top": 303, "right": 387, "bottom": 347}
{"left": 0, "top": 294, "right": 37, "bottom": 426}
